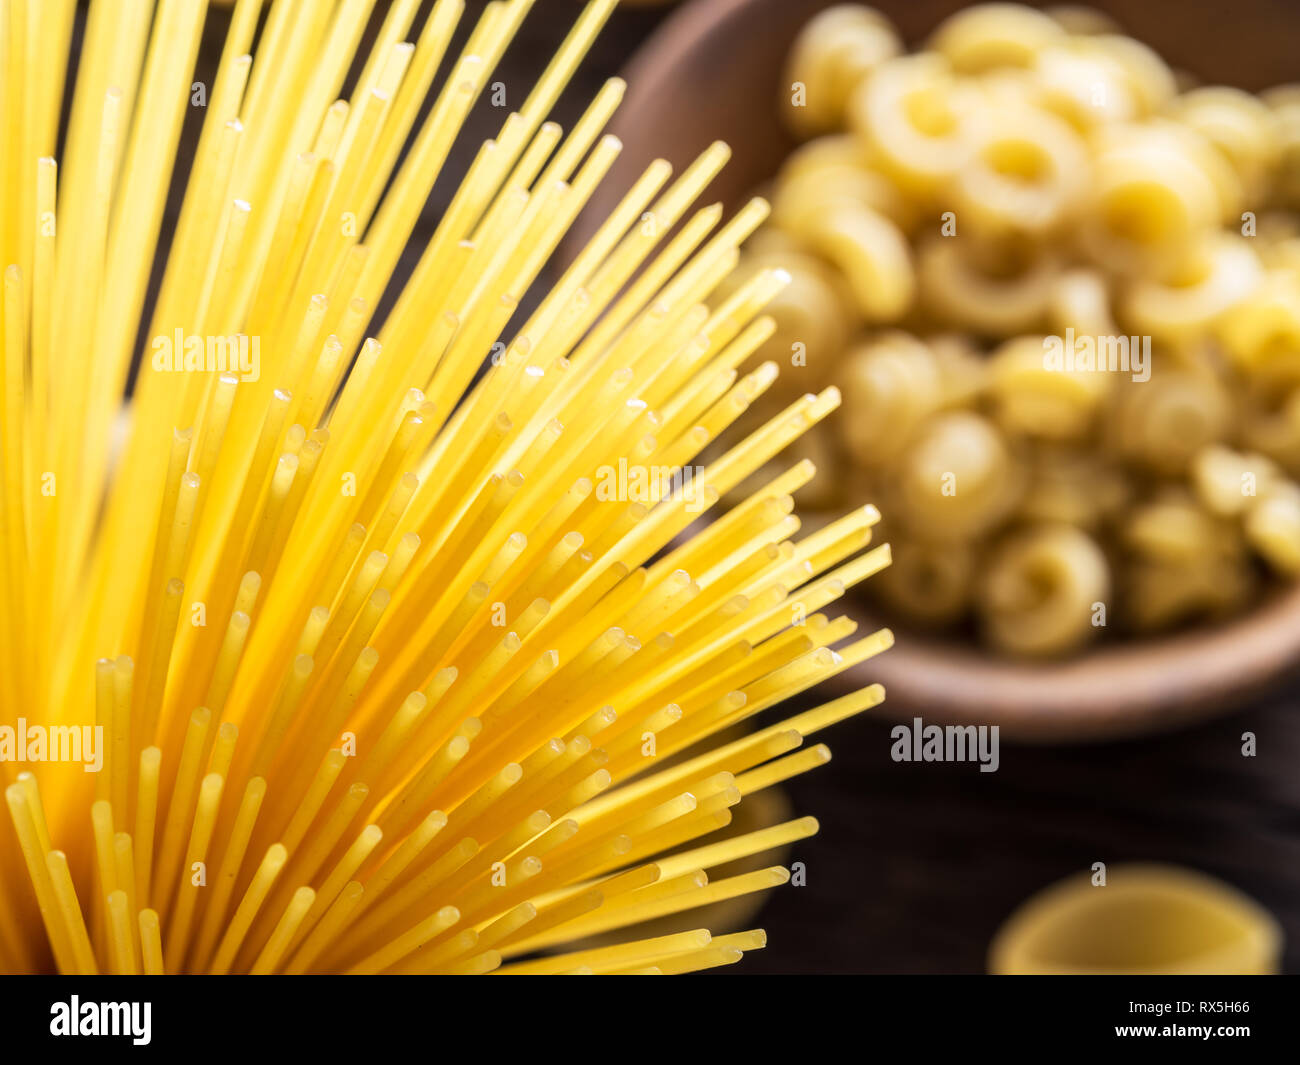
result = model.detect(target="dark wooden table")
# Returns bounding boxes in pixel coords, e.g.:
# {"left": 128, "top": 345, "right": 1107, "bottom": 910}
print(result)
{"left": 178, "top": 0, "right": 1297, "bottom": 974}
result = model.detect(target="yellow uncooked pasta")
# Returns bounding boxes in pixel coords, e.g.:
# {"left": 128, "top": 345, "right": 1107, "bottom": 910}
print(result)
{"left": 1122, "top": 492, "right": 1255, "bottom": 631}
{"left": 747, "top": 2, "right": 1300, "bottom": 656}
{"left": 988, "top": 333, "right": 1109, "bottom": 440}
{"left": 917, "top": 235, "right": 1060, "bottom": 336}
{"left": 896, "top": 410, "right": 1022, "bottom": 539}
{"left": 780, "top": 5, "right": 901, "bottom": 139}
{"left": 1080, "top": 122, "right": 1231, "bottom": 276}
{"left": 0, "top": 0, "right": 895, "bottom": 975}
{"left": 951, "top": 100, "right": 1087, "bottom": 238}
{"left": 990, "top": 864, "right": 1282, "bottom": 975}
{"left": 929, "top": 3, "right": 1065, "bottom": 75}
{"left": 838, "top": 332, "right": 943, "bottom": 464}
{"left": 849, "top": 53, "right": 986, "bottom": 195}
{"left": 979, "top": 524, "right": 1109, "bottom": 656}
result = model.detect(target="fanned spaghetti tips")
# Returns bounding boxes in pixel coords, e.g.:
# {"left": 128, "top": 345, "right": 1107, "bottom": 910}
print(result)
{"left": 0, "top": 0, "right": 890, "bottom": 975}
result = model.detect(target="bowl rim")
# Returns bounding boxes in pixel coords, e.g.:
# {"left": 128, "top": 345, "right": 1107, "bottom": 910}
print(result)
{"left": 836, "top": 578, "right": 1300, "bottom": 742}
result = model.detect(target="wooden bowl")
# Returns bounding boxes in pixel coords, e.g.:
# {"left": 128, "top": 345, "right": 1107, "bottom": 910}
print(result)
{"left": 569, "top": 0, "right": 1300, "bottom": 742}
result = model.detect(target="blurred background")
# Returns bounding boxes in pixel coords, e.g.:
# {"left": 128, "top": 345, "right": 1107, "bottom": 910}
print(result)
{"left": 179, "top": 0, "right": 1299, "bottom": 972}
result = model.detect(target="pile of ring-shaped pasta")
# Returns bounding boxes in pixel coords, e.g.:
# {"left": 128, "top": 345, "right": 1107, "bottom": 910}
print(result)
{"left": 733, "top": 2, "right": 1300, "bottom": 656}
{"left": 0, "top": 0, "right": 894, "bottom": 974}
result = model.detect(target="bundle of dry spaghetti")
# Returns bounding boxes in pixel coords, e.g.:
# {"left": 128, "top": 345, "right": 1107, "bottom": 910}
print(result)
{"left": 0, "top": 0, "right": 891, "bottom": 975}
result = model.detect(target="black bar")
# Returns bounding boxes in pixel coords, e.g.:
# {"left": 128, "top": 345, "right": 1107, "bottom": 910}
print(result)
{"left": 0, "top": 974, "right": 1291, "bottom": 1053}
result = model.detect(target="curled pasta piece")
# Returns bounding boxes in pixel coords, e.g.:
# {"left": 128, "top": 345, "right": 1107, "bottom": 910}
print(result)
{"left": 929, "top": 3, "right": 1065, "bottom": 75}
{"left": 1123, "top": 556, "right": 1256, "bottom": 631}
{"left": 772, "top": 137, "right": 914, "bottom": 232}
{"left": 1191, "top": 445, "right": 1283, "bottom": 517}
{"left": 1112, "top": 364, "right": 1233, "bottom": 475}
{"left": 803, "top": 203, "right": 915, "bottom": 321}
{"left": 1122, "top": 493, "right": 1255, "bottom": 629}
{"left": 1170, "top": 87, "right": 1283, "bottom": 206}
{"left": 897, "top": 410, "right": 1022, "bottom": 538}
{"left": 1033, "top": 38, "right": 1138, "bottom": 130}
{"left": 978, "top": 524, "right": 1110, "bottom": 656}
{"left": 1017, "top": 446, "right": 1131, "bottom": 530}
{"left": 989, "top": 334, "right": 1109, "bottom": 440}
{"left": 953, "top": 101, "right": 1089, "bottom": 237}
{"left": 1079, "top": 122, "right": 1230, "bottom": 276}
{"left": 1123, "top": 234, "right": 1262, "bottom": 343}
{"left": 780, "top": 132, "right": 875, "bottom": 181}
{"left": 1217, "top": 265, "right": 1300, "bottom": 370}
{"left": 875, "top": 537, "right": 974, "bottom": 626}
{"left": 1245, "top": 481, "right": 1300, "bottom": 575}
{"left": 839, "top": 332, "right": 943, "bottom": 464}
{"left": 848, "top": 53, "right": 987, "bottom": 194}
{"left": 918, "top": 235, "right": 1058, "bottom": 336}
{"left": 781, "top": 5, "right": 902, "bottom": 139}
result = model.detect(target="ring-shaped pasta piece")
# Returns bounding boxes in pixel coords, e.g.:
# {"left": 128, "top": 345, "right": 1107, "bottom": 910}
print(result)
{"left": 1033, "top": 39, "right": 1137, "bottom": 130}
{"left": 1079, "top": 123, "right": 1228, "bottom": 276}
{"left": 918, "top": 235, "right": 1059, "bottom": 336}
{"left": 1170, "top": 86, "right": 1284, "bottom": 205}
{"left": 839, "top": 332, "right": 943, "bottom": 463}
{"left": 1124, "top": 234, "right": 1263, "bottom": 342}
{"left": 1121, "top": 490, "right": 1256, "bottom": 628}
{"left": 989, "top": 334, "right": 1109, "bottom": 440}
{"left": 929, "top": 3, "right": 1066, "bottom": 75}
{"left": 728, "top": 245, "right": 856, "bottom": 396}
{"left": 1216, "top": 267, "right": 1300, "bottom": 369}
{"left": 1191, "top": 445, "right": 1283, "bottom": 517}
{"left": 953, "top": 102, "right": 1089, "bottom": 236}
{"left": 1088, "top": 33, "right": 1177, "bottom": 116}
{"left": 805, "top": 203, "right": 915, "bottom": 321}
{"left": 978, "top": 524, "right": 1110, "bottom": 656}
{"left": 1245, "top": 482, "right": 1300, "bottom": 575}
{"left": 897, "top": 410, "right": 1022, "bottom": 539}
{"left": 1112, "top": 367, "right": 1233, "bottom": 475}
{"left": 875, "top": 537, "right": 975, "bottom": 625}
{"left": 848, "top": 53, "right": 987, "bottom": 194}
{"left": 782, "top": 5, "right": 903, "bottom": 138}
{"left": 772, "top": 146, "right": 914, "bottom": 233}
